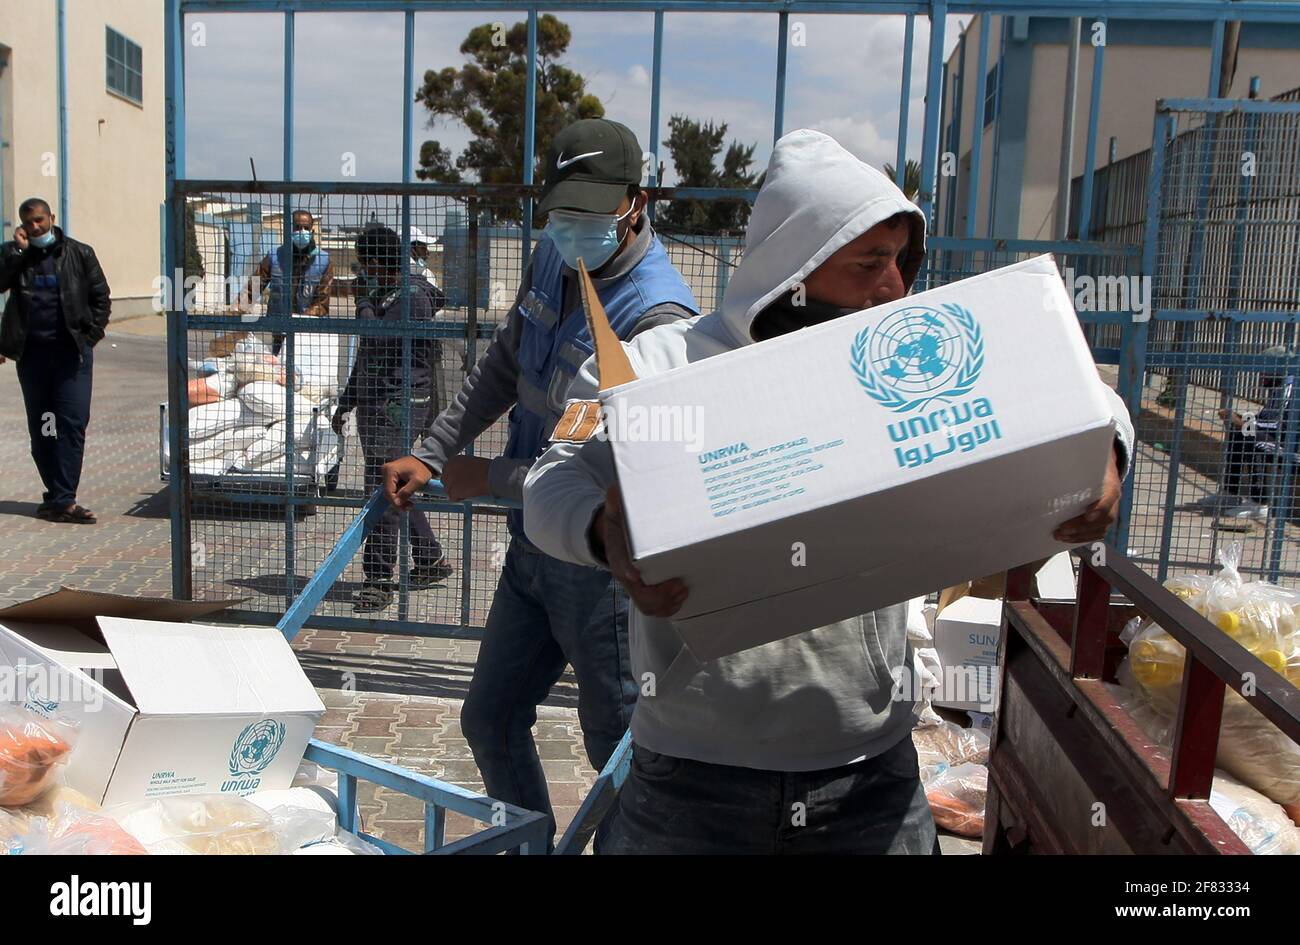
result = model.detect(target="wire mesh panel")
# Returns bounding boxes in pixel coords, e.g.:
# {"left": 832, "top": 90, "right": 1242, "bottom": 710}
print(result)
{"left": 174, "top": 189, "right": 525, "bottom": 632}
{"left": 169, "top": 175, "right": 767, "bottom": 633}
{"left": 1124, "top": 100, "right": 1300, "bottom": 582}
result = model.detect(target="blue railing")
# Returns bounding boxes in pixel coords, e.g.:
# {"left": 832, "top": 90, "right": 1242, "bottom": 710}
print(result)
{"left": 280, "top": 485, "right": 631, "bottom": 855}
{"left": 275, "top": 483, "right": 549, "bottom": 855}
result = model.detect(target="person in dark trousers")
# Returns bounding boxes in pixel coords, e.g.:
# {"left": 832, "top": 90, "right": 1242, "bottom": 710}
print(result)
{"left": 0, "top": 198, "right": 110, "bottom": 524}
{"left": 333, "top": 226, "right": 453, "bottom": 612}
{"left": 1211, "top": 345, "right": 1296, "bottom": 523}
{"left": 381, "top": 119, "right": 699, "bottom": 852}
{"left": 240, "top": 209, "right": 334, "bottom": 354}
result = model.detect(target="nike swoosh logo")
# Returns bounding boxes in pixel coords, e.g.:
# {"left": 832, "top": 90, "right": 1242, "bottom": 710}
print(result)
{"left": 556, "top": 150, "right": 604, "bottom": 170}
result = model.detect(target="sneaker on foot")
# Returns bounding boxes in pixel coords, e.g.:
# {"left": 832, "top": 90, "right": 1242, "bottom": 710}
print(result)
{"left": 352, "top": 582, "right": 394, "bottom": 613}
{"left": 410, "top": 558, "right": 454, "bottom": 588}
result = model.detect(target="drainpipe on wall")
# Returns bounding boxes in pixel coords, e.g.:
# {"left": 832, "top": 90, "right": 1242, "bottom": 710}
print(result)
{"left": 56, "top": 0, "right": 69, "bottom": 234}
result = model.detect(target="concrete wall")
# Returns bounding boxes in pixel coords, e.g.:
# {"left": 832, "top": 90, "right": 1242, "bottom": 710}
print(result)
{"left": 1020, "top": 40, "right": 1300, "bottom": 240}
{"left": 940, "top": 16, "right": 1300, "bottom": 241}
{"left": 0, "top": 0, "right": 164, "bottom": 318}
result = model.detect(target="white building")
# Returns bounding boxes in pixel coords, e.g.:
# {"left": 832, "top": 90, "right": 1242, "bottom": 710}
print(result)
{"left": 935, "top": 15, "right": 1300, "bottom": 241}
{"left": 0, "top": 0, "right": 164, "bottom": 318}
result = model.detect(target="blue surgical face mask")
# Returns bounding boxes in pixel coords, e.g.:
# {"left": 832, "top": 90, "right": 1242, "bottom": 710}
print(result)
{"left": 291, "top": 229, "right": 313, "bottom": 250}
{"left": 546, "top": 203, "right": 636, "bottom": 271}
{"left": 30, "top": 230, "right": 56, "bottom": 249}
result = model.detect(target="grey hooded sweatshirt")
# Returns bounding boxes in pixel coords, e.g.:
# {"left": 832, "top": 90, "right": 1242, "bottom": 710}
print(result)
{"left": 523, "top": 129, "right": 1135, "bottom": 772}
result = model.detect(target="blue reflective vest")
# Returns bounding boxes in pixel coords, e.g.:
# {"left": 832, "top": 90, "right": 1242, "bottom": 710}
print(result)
{"left": 266, "top": 245, "right": 330, "bottom": 316}
{"left": 505, "top": 233, "right": 697, "bottom": 466}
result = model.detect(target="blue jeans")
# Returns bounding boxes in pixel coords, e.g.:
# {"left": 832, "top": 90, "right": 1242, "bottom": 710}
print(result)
{"left": 602, "top": 735, "right": 940, "bottom": 854}
{"left": 461, "top": 538, "right": 635, "bottom": 852}
{"left": 16, "top": 340, "right": 92, "bottom": 508}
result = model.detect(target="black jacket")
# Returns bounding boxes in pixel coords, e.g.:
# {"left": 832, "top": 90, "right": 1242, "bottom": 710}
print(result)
{"left": 339, "top": 266, "right": 445, "bottom": 433}
{"left": 0, "top": 227, "right": 111, "bottom": 359}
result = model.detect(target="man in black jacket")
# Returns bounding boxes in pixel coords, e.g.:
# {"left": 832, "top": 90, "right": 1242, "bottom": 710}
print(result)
{"left": 0, "top": 198, "right": 111, "bottom": 524}
{"left": 332, "top": 225, "right": 451, "bottom": 611}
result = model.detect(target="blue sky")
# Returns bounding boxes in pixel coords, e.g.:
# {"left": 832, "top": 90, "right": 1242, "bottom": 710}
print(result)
{"left": 183, "top": 10, "right": 967, "bottom": 184}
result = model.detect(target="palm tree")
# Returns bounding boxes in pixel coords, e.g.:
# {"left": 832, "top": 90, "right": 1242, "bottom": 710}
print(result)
{"left": 883, "top": 159, "right": 922, "bottom": 201}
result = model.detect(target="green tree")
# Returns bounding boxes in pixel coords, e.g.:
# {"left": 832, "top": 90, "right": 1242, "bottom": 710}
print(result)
{"left": 883, "top": 159, "right": 922, "bottom": 201}
{"left": 416, "top": 14, "right": 604, "bottom": 219}
{"left": 658, "top": 116, "right": 759, "bottom": 236}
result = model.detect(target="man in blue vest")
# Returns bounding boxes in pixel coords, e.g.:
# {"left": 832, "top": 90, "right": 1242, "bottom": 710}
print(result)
{"left": 382, "top": 119, "right": 698, "bottom": 850}
{"left": 241, "top": 209, "right": 334, "bottom": 354}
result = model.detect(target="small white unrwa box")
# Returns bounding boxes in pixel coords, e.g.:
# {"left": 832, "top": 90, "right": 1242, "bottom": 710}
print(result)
{"left": 932, "top": 595, "right": 1003, "bottom": 712}
{"left": 0, "top": 589, "right": 323, "bottom": 806}
{"left": 601, "top": 255, "right": 1116, "bottom": 660}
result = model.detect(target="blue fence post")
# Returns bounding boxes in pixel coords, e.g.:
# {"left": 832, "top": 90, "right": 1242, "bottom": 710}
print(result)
{"left": 647, "top": 8, "right": 665, "bottom": 225}
{"left": 460, "top": 198, "right": 479, "bottom": 631}
{"left": 1118, "top": 107, "right": 1171, "bottom": 554}
{"left": 397, "top": 8, "right": 417, "bottom": 622}
{"left": 1076, "top": 17, "right": 1106, "bottom": 245}
{"left": 774, "top": 10, "right": 789, "bottom": 143}
{"left": 281, "top": 10, "right": 298, "bottom": 606}
{"left": 896, "top": 11, "right": 915, "bottom": 183}
{"left": 965, "top": 13, "right": 990, "bottom": 263}
{"left": 916, "top": 0, "right": 948, "bottom": 231}
{"left": 522, "top": 8, "right": 538, "bottom": 269}
{"left": 424, "top": 802, "right": 446, "bottom": 853}
{"left": 164, "top": 0, "right": 193, "bottom": 601}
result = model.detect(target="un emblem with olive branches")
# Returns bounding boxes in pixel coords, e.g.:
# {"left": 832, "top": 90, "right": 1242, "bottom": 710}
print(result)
{"left": 229, "top": 719, "right": 286, "bottom": 776}
{"left": 851, "top": 303, "right": 984, "bottom": 413}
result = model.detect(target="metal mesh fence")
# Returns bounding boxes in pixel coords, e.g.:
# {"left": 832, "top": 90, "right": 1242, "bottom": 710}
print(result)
{"left": 172, "top": 191, "right": 744, "bottom": 631}
{"left": 177, "top": 192, "right": 516, "bottom": 631}
{"left": 1123, "top": 102, "right": 1300, "bottom": 582}
{"left": 168, "top": 102, "right": 1300, "bottom": 627}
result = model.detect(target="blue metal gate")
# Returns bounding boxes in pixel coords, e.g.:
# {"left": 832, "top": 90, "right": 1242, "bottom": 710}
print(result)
{"left": 1120, "top": 96, "right": 1300, "bottom": 583}
{"left": 163, "top": 1, "right": 1300, "bottom": 636}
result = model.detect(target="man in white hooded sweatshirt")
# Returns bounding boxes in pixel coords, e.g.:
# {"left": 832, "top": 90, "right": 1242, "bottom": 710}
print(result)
{"left": 524, "top": 130, "right": 1135, "bottom": 854}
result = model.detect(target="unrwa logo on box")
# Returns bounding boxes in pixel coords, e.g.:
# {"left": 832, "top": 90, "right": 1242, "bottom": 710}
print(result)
{"left": 852, "top": 304, "right": 1003, "bottom": 469}
{"left": 851, "top": 303, "right": 984, "bottom": 413}
{"left": 222, "top": 719, "right": 286, "bottom": 793}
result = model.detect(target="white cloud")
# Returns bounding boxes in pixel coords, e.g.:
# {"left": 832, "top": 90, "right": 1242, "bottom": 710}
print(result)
{"left": 627, "top": 64, "right": 651, "bottom": 88}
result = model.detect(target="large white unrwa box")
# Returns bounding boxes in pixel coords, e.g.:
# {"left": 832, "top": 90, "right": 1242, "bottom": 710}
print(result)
{"left": 0, "top": 589, "right": 323, "bottom": 805}
{"left": 602, "top": 255, "right": 1116, "bottom": 660}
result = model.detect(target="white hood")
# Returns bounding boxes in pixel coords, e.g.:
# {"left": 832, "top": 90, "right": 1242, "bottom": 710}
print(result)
{"left": 719, "top": 129, "right": 927, "bottom": 346}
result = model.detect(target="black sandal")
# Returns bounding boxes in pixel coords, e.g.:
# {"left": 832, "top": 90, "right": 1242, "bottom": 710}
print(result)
{"left": 48, "top": 505, "right": 97, "bottom": 524}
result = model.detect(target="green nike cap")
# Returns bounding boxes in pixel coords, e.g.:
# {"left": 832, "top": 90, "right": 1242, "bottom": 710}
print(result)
{"left": 538, "top": 119, "right": 644, "bottom": 216}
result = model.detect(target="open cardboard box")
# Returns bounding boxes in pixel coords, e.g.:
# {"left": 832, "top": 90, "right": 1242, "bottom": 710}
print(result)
{"left": 576, "top": 254, "right": 1114, "bottom": 661}
{"left": 0, "top": 588, "right": 324, "bottom": 806}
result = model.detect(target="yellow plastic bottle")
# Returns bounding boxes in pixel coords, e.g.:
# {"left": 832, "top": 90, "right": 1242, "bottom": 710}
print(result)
{"left": 1131, "top": 638, "right": 1184, "bottom": 688}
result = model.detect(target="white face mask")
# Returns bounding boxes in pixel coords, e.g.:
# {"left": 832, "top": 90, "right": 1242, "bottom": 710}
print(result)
{"left": 545, "top": 203, "right": 637, "bottom": 271}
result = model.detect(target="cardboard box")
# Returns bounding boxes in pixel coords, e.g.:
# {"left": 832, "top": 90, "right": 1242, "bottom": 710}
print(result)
{"left": 0, "top": 588, "right": 323, "bottom": 806}
{"left": 926, "top": 550, "right": 1074, "bottom": 711}
{"left": 594, "top": 255, "right": 1116, "bottom": 660}
{"left": 1035, "top": 550, "right": 1078, "bottom": 600}
{"left": 931, "top": 594, "right": 1003, "bottom": 712}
